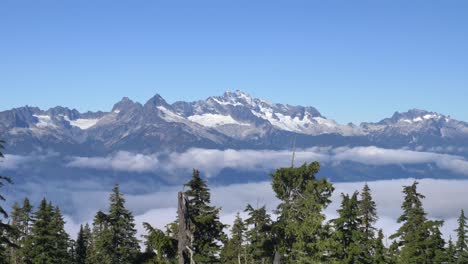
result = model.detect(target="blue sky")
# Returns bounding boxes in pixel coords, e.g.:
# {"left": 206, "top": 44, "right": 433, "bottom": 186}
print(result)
{"left": 1, "top": 0, "right": 467, "bottom": 124}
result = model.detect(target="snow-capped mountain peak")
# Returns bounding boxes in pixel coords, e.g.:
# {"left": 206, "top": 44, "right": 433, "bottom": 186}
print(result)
{"left": 384, "top": 109, "right": 445, "bottom": 125}
{"left": 1, "top": 91, "right": 468, "bottom": 154}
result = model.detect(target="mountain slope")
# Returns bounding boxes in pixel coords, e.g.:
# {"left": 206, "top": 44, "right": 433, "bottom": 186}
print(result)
{"left": 1, "top": 91, "right": 467, "bottom": 156}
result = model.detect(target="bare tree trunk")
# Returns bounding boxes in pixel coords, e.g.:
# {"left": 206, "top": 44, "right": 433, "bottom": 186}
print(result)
{"left": 273, "top": 251, "right": 282, "bottom": 264}
{"left": 178, "top": 192, "right": 194, "bottom": 264}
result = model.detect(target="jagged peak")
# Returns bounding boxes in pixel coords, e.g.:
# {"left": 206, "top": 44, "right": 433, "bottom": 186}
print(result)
{"left": 377, "top": 108, "right": 444, "bottom": 125}
{"left": 112, "top": 97, "right": 137, "bottom": 113}
{"left": 223, "top": 89, "right": 252, "bottom": 98}
{"left": 220, "top": 90, "right": 255, "bottom": 105}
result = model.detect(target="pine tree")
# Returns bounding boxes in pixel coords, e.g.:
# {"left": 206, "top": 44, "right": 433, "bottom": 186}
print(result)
{"left": 455, "top": 209, "right": 468, "bottom": 263}
{"left": 271, "top": 162, "right": 334, "bottom": 263}
{"left": 0, "top": 139, "right": 16, "bottom": 263}
{"left": 374, "top": 229, "right": 387, "bottom": 264}
{"left": 52, "top": 206, "right": 71, "bottom": 263}
{"left": 244, "top": 204, "right": 274, "bottom": 263}
{"left": 88, "top": 184, "right": 140, "bottom": 264}
{"left": 8, "top": 202, "right": 22, "bottom": 263}
{"left": 25, "top": 198, "right": 71, "bottom": 263}
{"left": 359, "top": 183, "right": 378, "bottom": 261}
{"left": 75, "top": 224, "right": 91, "bottom": 264}
{"left": 447, "top": 236, "right": 456, "bottom": 264}
{"left": 142, "top": 222, "right": 177, "bottom": 263}
{"left": 425, "top": 220, "right": 446, "bottom": 263}
{"left": 387, "top": 240, "right": 399, "bottom": 264}
{"left": 87, "top": 211, "right": 114, "bottom": 264}
{"left": 330, "top": 192, "right": 366, "bottom": 264}
{"left": 221, "top": 213, "right": 247, "bottom": 264}
{"left": 390, "top": 181, "right": 433, "bottom": 264}
{"left": 13, "top": 198, "right": 33, "bottom": 263}
{"left": 184, "top": 169, "right": 226, "bottom": 263}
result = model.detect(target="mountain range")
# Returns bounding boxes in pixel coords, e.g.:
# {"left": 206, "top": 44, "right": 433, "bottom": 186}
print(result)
{"left": 2, "top": 90, "right": 468, "bottom": 156}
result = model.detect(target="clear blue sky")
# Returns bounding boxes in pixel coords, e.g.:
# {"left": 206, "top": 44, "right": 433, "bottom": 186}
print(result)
{"left": 1, "top": 0, "right": 467, "bottom": 124}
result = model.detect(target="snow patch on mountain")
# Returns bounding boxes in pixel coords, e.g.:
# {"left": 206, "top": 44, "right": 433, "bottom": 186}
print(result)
{"left": 33, "top": 115, "right": 57, "bottom": 128}
{"left": 157, "top": 106, "right": 185, "bottom": 123}
{"left": 188, "top": 114, "right": 249, "bottom": 127}
{"left": 69, "top": 118, "right": 100, "bottom": 130}
{"left": 209, "top": 97, "right": 243, "bottom": 107}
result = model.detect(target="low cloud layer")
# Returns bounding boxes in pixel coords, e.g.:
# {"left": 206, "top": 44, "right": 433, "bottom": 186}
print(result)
{"left": 0, "top": 154, "right": 33, "bottom": 170}
{"left": 65, "top": 146, "right": 468, "bottom": 177}
{"left": 67, "top": 152, "right": 159, "bottom": 172}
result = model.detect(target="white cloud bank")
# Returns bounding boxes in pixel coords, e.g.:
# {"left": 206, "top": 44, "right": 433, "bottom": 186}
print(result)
{"left": 66, "top": 146, "right": 468, "bottom": 177}
{"left": 67, "top": 151, "right": 159, "bottom": 172}
{"left": 0, "top": 154, "right": 33, "bottom": 170}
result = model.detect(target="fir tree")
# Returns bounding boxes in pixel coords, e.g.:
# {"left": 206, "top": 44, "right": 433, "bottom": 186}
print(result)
{"left": 8, "top": 202, "right": 22, "bottom": 263}
{"left": 25, "top": 199, "right": 71, "bottom": 263}
{"left": 75, "top": 224, "right": 91, "bottom": 264}
{"left": 387, "top": 240, "right": 400, "bottom": 264}
{"left": 244, "top": 204, "right": 274, "bottom": 263}
{"left": 374, "top": 229, "right": 387, "bottom": 264}
{"left": 271, "top": 162, "right": 334, "bottom": 263}
{"left": 330, "top": 192, "right": 367, "bottom": 264}
{"left": 390, "top": 181, "right": 427, "bottom": 263}
{"left": 142, "top": 222, "right": 177, "bottom": 263}
{"left": 88, "top": 184, "right": 140, "bottom": 264}
{"left": 184, "top": 169, "right": 226, "bottom": 263}
{"left": 447, "top": 236, "right": 456, "bottom": 264}
{"left": 425, "top": 220, "right": 446, "bottom": 263}
{"left": 14, "top": 198, "right": 33, "bottom": 260}
{"left": 359, "top": 183, "right": 378, "bottom": 261}
{"left": 390, "top": 181, "right": 436, "bottom": 264}
{"left": 455, "top": 209, "right": 468, "bottom": 263}
{"left": 11, "top": 199, "right": 34, "bottom": 263}
{"left": 87, "top": 211, "right": 114, "bottom": 264}
{"left": 221, "top": 213, "right": 247, "bottom": 264}
{"left": 52, "top": 206, "right": 71, "bottom": 263}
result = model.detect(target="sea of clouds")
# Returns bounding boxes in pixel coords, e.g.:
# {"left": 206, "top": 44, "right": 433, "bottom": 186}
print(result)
{"left": 64, "top": 146, "right": 468, "bottom": 176}
{"left": 1, "top": 146, "right": 468, "bottom": 245}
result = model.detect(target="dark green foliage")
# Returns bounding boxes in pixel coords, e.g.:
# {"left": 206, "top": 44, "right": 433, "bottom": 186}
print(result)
{"left": 271, "top": 162, "right": 334, "bottom": 262}
{"left": 359, "top": 183, "right": 378, "bottom": 261}
{"left": 24, "top": 198, "right": 71, "bottom": 263}
{"left": 447, "top": 236, "right": 456, "bottom": 264}
{"left": 330, "top": 192, "right": 367, "bottom": 264}
{"left": 390, "top": 181, "right": 447, "bottom": 264}
{"left": 221, "top": 213, "right": 247, "bottom": 264}
{"left": 184, "top": 169, "right": 226, "bottom": 263}
{"left": 387, "top": 240, "right": 400, "bottom": 264}
{"left": 142, "top": 222, "right": 177, "bottom": 263}
{"left": 244, "top": 204, "right": 274, "bottom": 263}
{"left": 88, "top": 184, "right": 140, "bottom": 264}
{"left": 8, "top": 198, "right": 33, "bottom": 263}
{"left": 88, "top": 211, "right": 113, "bottom": 264}
{"left": 455, "top": 209, "right": 468, "bottom": 263}
{"left": 425, "top": 220, "right": 446, "bottom": 263}
{"left": 52, "top": 206, "right": 71, "bottom": 262}
{"left": 374, "top": 229, "right": 387, "bottom": 264}
{"left": 75, "top": 224, "right": 91, "bottom": 264}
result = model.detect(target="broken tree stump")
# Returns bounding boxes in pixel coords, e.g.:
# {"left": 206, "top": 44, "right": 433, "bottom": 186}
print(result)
{"left": 177, "top": 191, "right": 194, "bottom": 264}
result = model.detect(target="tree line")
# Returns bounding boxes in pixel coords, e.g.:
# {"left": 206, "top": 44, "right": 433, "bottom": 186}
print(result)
{"left": 0, "top": 141, "right": 467, "bottom": 263}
